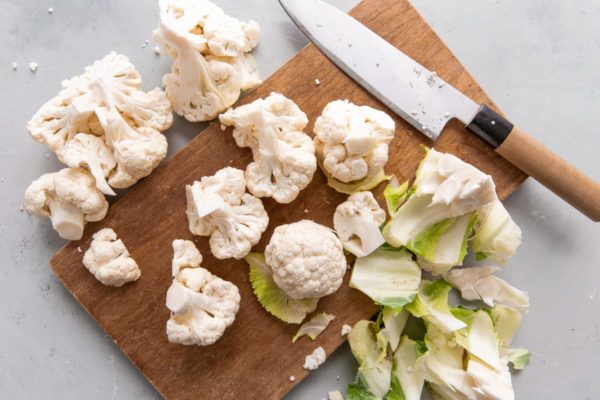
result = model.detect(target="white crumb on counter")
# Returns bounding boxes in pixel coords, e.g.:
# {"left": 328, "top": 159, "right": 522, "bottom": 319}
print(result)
{"left": 444, "top": 112, "right": 451, "bottom": 118}
{"left": 303, "top": 346, "right": 326, "bottom": 370}
{"left": 48, "top": 7, "right": 54, "bottom": 14}
{"left": 315, "top": 78, "right": 321, "bottom": 85}
{"left": 0, "top": 178, "right": 4, "bottom": 183}
{"left": 28, "top": 62, "right": 39, "bottom": 72}
{"left": 329, "top": 390, "right": 344, "bottom": 400}
{"left": 336, "top": 375, "right": 340, "bottom": 381}
{"left": 153, "top": 46, "right": 161, "bottom": 55}
{"left": 304, "top": 209, "right": 309, "bottom": 214}
{"left": 142, "top": 39, "right": 149, "bottom": 48}
{"left": 289, "top": 375, "right": 296, "bottom": 382}
{"left": 340, "top": 324, "right": 352, "bottom": 336}
{"left": 12, "top": 62, "right": 18, "bottom": 70}
{"left": 19, "top": 205, "right": 24, "bottom": 212}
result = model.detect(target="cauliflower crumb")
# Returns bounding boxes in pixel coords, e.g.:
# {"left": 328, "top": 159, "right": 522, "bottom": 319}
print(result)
{"left": 289, "top": 375, "right": 296, "bottom": 382}
{"left": 77, "top": 246, "right": 82, "bottom": 253}
{"left": 328, "top": 390, "right": 344, "bottom": 400}
{"left": 19, "top": 205, "right": 24, "bottom": 212}
{"left": 142, "top": 39, "right": 149, "bottom": 48}
{"left": 220, "top": 124, "right": 227, "bottom": 131}
{"left": 304, "top": 209, "right": 309, "bottom": 214}
{"left": 336, "top": 375, "right": 340, "bottom": 381}
{"left": 28, "top": 62, "right": 39, "bottom": 72}
{"left": 153, "top": 46, "right": 161, "bottom": 56}
{"left": 303, "top": 346, "right": 326, "bottom": 370}
{"left": 340, "top": 324, "right": 352, "bottom": 336}
{"left": 48, "top": 7, "right": 54, "bottom": 14}
{"left": 12, "top": 62, "right": 18, "bottom": 70}
{"left": 315, "top": 78, "right": 321, "bottom": 85}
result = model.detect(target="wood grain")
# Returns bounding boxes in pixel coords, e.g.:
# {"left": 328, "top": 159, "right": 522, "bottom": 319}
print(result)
{"left": 50, "top": 0, "right": 527, "bottom": 399}
{"left": 497, "top": 126, "right": 600, "bottom": 221}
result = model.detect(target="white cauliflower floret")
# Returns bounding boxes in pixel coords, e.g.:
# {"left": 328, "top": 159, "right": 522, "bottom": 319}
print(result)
{"left": 333, "top": 192, "right": 386, "bottom": 257}
{"left": 24, "top": 168, "right": 109, "bottom": 240}
{"left": 166, "top": 239, "right": 240, "bottom": 346}
{"left": 265, "top": 220, "right": 347, "bottom": 299}
{"left": 219, "top": 93, "right": 317, "bottom": 204}
{"left": 303, "top": 346, "right": 327, "bottom": 370}
{"left": 56, "top": 133, "right": 117, "bottom": 195}
{"left": 314, "top": 100, "right": 395, "bottom": 184}
{"left": 186, "top": 167, "right": 268, "bottom": 259}
{"left": 153, "top": 0, "right": 261, "bottom": 122}
{"left": 26, "top": 52, "right": 172, "bottom": 190}
{"left": 83, "top": 228, "right": 141, "bottom": 287}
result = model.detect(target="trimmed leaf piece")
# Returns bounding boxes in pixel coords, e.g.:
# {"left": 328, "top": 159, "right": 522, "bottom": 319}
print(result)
{"left": 383, "top": 178, "right": 410, "bottom": 216}
{"left": 507, "top": 348, "right": 531, "bottom": 370}
{"left": 292, "top": 312, "right": 335, "bottom": 343}
{"left": 405, "top": 280, "right": 467, "bottom": 333}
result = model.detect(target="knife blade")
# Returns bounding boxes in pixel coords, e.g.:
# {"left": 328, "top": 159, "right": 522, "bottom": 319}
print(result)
{"left": 279, "top": 0, "right": 600, "bottom": 221}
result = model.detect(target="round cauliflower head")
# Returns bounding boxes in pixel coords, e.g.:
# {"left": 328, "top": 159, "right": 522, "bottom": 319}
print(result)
{"left": 185, "top": 167, "right": 269, "bottom": 260}
{"left": 153, "top": 0, "right": 261, "bottom": 122}
{"left": 219, "top": 92, "right": 317, "bottom": 204}
{"left": 314, "top": 100, "right": 395, "bottom": 183}
{"left": 265, "top": 220, "right": 347, "bottom": 299}
{"left": 166, "top": 240, "right": 241, "bottom": 346}
{"left": 24, "top": 168, "right": 109, "bottom": 240}
{"left": 333, "top": 191, "right": 386, "bottom": 257}
{"left": 83, "top": 228, "right": 141, "bottom": 287}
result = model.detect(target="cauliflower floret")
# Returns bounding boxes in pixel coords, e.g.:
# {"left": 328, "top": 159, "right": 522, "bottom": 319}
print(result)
{"left": 186, "top": 167, "right": 269, "bottom": 259}
{"left": 314, "top": 100, "right": 395, "bottom": 184}
{"left": 265, "top": 220, "right": 347, "bottom": 299}
{"left": 83, "top": 228, "right": 141, "bottom": 287}
{"left": 56, "top": 133, "right": 117, "bottom": 195}
{"left": 333, "top": 192, "right": 386, "bottom": 257}
{"left": 303, "top": 346, "right": 327, "bottom": 370}
{"left": 26, "top": 52, "right": 172, "bottom": 190}
{"left": 24, "top": 168, "right": 109, "bottom": 240}
{"left": 153, "top": 0, "right": 261, "bottom": 122}
{"left": 166, "top": 239, "right": 240, "bottom": 346}
{"left": 219, "top": 93, "right": 317, "bottom": 204}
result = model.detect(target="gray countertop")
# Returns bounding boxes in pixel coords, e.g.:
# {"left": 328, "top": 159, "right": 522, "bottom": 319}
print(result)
{"left": 1, "top": 0, "right": 599, "bottom": 399}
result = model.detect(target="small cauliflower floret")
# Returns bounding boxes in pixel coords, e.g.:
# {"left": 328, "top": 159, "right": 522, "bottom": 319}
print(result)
{"left": 265, "top": 220, "right": 347, "bottom": 299}
{"left": 153, "top": 0, "right": 261, "bottom": 122}
{"left": 314, "top": 100, "right": 395, "bottom": 186}
{"left": 27, "top": 52, "right": 173, "bottom": 190}
{"left": 83, "top": 228, "right": 141, "bottom": 287}
{"left": 56, "top": 133, "right": 117, "bottom": 195}
{"left": 333, "top": 191, "right": 386, "bottom": 257}
{"left": 166, "top": 240, "right": 240, "bottom": 346}
{"left": 186, "top": 167, "right": 268, "bottom": 259}
{"left": 96, "top": 107, "right": 168, "bottom": 189}
{"left": 383, "top": 149, "right": 497, "bottom": 274}
{"left": 24, "top": 168, "right": 109, "bottom": 240}
{"left": 219, "top": 93, "right": 317, "bottom": 203}
{"left": 303, "top": 346, "right": 326, "bottom": 370}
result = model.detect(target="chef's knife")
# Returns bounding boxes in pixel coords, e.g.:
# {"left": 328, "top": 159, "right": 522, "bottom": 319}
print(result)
{"left": 279, "top": 0, "right": 600, "bottom": 221}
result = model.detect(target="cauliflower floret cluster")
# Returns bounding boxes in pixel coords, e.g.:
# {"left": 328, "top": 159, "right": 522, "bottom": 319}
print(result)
{"left": 265, "top": 220, "right": 347, "bottom": 299}
{"left": 219, "top": 92, "right": 317, "bottom": 204}
{"left": 186, "top": 167, "right": 269, "bottom": 259}
{"left": 83, "top": 228, "right": 141, "bottom": 287}
{"left": 314, "top": 100, "right": 395, "bottom": 187}
{"left": 24, "top": 168, "right": 109, "bottom": 240}
{"left": 27, "top": 52, "right": 173, "bottom": 194}
{"left": 166, "top": 240, "right": 240, "bottom": 346}
{"left": 333, "top": 191, "right": 386, "bottom": 257}
{"left": 153, "top": 0, "right": 261, "bottom": 122}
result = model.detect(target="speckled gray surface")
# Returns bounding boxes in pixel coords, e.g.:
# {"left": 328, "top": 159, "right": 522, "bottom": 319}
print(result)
{"left": 1, "top": 1, "right": 599, "bottom": 399}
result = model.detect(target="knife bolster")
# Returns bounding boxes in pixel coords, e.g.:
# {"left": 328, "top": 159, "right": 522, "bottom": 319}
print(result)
{"left": 466, "top": 104, "right": 513, "bottom": 148}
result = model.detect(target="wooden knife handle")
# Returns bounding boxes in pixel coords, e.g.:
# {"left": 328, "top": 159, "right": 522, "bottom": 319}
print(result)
{"left": 496, "top": 127, "right": 600, "bottom": 221}
{"left": 467, "top": 104, "right": 600, "bottom": 221}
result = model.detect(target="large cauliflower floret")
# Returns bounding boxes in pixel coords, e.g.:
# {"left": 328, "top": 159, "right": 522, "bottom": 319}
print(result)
{"left": 26, "top": 52, "right": 172, "bottom": 191}
{"left": 153, "top": 0, "right": 261, "bottom": 122}
{"left": 166, "top": 240, "right": 241, "bottom": 346}
{"left": 24, "top": 168, "right": 109, "bottom": 241}
{"left": 314, "top": 100, "right": 395, "bottom": 184}
{"left": 219, "top": 93, "right": 317, "bottom": 204}
{"left": 265, "top": 220, "right": 347, "bottom": 299}
{"left": 333, "top": 192, "right": 386, "bottom": 257}
{"left": 83, "top": 228, "right": 141, "bottom": 287}
{"left": 186, "top": 167, "right": 269, "bottom": 260}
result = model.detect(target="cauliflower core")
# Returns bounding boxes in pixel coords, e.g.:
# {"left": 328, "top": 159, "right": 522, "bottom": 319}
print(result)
{"left": 186, "top": 167, "right": 268, "bottom": 259}
{"left": 153, "top": 0, "right": 261, "bottom": 122}
{"left": 27, "top": 52, "right": 172, "bottom": 193}
{"left": 166, "top": 240, "right": 240, "bottom": 346}
{"left": 333, "top": 191, "right": 386, "bottom": 257}
{"left": 314, "top": 100, "right": 395, "bottom": 184}
{"left": 83, "top": 228, "right": 141, "bottom": 287}
{"left": 219, "top": 92, "right": 317, "bottom": 204}
{"left": 24, "top": 168, "right": 109, "bottom": 240}
{"left": 265, "top": 220, "right": 347, "bottom": 299}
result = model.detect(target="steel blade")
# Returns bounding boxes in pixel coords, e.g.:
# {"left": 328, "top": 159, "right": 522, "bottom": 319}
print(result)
{"left": 279, "top": 0, "right": 480, "bottom": 141}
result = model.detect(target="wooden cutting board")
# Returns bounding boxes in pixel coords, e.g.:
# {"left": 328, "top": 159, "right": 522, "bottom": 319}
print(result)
{"left": 50, "top": 0, "right": 526, "bottom": 398}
